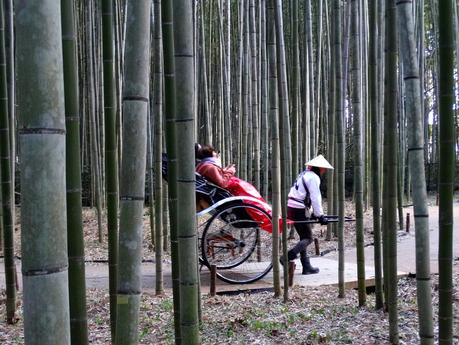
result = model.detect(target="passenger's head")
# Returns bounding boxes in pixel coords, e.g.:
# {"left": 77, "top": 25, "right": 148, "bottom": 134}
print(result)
{"left": 197, "top": 144, "right": 218, "bottom": 159}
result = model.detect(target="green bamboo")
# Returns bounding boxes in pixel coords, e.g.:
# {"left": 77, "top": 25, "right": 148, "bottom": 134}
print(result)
{"left": 4, "top": 0, "right": 14, "bottom": 215}
{"left": 240, "top": 0, "right": 249, "bottom": 181}
{"left": 102, "top": 0, "right": 119, "bottom": 338}
{"left": 161, "top": 0, "right": 181, "bottom": 340}
{"left": 61, "top": 0, "right": 88, "bottom": 343}
{"left": 350, "top": 0, "right": 366, "bottom": 307}
{"left": 115, "top": 1, "right": 151, "bottom": 343}
{"left": 369, "top": 0, "right": 384, "bottom": 310}
{"left": 173, "top": 0, "right": 199, "bottom": 342}
{"left": 396, "top": 1, "right": 435, "bottom": 343}
{"left": 437, "top": 0, "right": 455, "bottom": 343}
{"left": 236, "top": 0, "right": 245, "bottom": 167}
{"left": 260, "top": 0, "right": 269, "bottom": 200}
{"left": 223, "top": 0, "right": 232, "bottom": 163}
{"left": 153, "top": 0, "right": 164, "bottom": 297}
{"left": 333, "top": 0, "right": 345, "bottom": 298}
{"left": 249, "top": 0, "right": 260, "bottom": 188}
{"left": 0, "top": 0, "right": 15, "bottom": 324}
{"left": 16, "top": 1, "right": 70, "bottom": 343}
{"left": 290, "top": 0, "right": 299, "bottom": 176}
{"left": 162, "top": 182, "right": 169, "bottom": 252}
{"left": 384, "top": 1, "right": 398, "bottom": 342}
{"left": 327, "top": 0, "right": 336, "bottom": 241}
{"left": 305, "top": 0, "right": 316, "bottom": 156}
{"left": 274, "top": 0, "right": 292, "bottom": 303}
{"left": 198, "top": 4, "right": 211, "bottom": 144}
{"left": 315, "top": 0, "right": 324, "bottom": 144}
{"left": 267, "top": 0, "right": 281, "bottom": 297}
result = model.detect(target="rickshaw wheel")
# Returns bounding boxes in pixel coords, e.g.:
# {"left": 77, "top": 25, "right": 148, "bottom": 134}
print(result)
{"left": 199, "top": 202, "right": 273, "bottom": 284}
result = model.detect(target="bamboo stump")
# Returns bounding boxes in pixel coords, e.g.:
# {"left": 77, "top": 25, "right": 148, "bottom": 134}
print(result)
{"left": 288, "top": 261, "right": 296, "bottom": 287}
{"left": 406, "top": 213, "right": 410, "bottom": 233}
{"left": 314, "top": 238, "right": 320, "bottom": 256}
{"left": 210, "top": 264, "right": 217, "bottom": 296}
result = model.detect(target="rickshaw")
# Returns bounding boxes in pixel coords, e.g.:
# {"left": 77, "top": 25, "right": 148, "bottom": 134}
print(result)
{"left": 195, "top": 172, "right": 274, "bottom": 284}
{"left": 162, "top": 154, "right": 274, "bottom": 284}
{"left": 163, "top": 155, "right": 347, "bottom": 284}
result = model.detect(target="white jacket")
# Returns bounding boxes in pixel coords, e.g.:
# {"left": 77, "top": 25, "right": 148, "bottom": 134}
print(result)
{"left": 287, "top": 170, "right": 324, "bottom": 216}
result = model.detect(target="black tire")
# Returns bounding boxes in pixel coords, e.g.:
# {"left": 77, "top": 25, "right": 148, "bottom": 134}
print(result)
{"left": 200, "top": 202, "right": 273, "bottom": 284}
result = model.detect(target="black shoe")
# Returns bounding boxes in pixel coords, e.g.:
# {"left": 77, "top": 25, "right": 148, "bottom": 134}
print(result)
{"left": 302, "top": 266, "right": 320, "bottom": 275}
{"left": 300, "top": 256, "right": 319, "bottom": 275}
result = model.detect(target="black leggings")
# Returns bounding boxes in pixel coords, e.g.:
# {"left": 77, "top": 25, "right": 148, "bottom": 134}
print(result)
{"left": 287, "top": 207, "right": 313, "bottom": 242}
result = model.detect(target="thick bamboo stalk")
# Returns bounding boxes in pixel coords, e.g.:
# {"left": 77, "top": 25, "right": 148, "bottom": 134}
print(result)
{"left": 260, "top": 0, "right": 269, "bottom": 200}
{"left": 4, "top": 0, "right": 14, "bottom": 214}
{"left": 16, "top": 1, "right": 70, "bottom": 343}
{"left": 305, "top": 0, "right": 316, "bottom": 156}
{"left": 249, "top": 0, "right": 260, "bottom": 188}
{"left": 437, "top": 1, "right": 455, "bottom": 343}
{"left": 333, "top": 0, "right": 346, "bottom": 298}
{"left": 153, "top": 0, "right": 164, "bottom": 297}
{"left": 173, "top": 0, "right": 200, "bottom": 341}
{"left": 102, "top": 0, "right": 119, "bottom": 338}
{"left": 384, "top": 1, "right": 399, "bottom": 342}
{"left": 274, "top": 0, "right": 292, "bottom": 303}
{"left": 369, "top": 0, "right": 384, "bottom": 310}
{"left": 290, "top": 0, "right": 299, "bottom": 176}
{"left": 267, "top": 0, "right": 281, "bottom": 297}
{"left": 350, "top": 0, "right": 366, "bottom": 307}
{"left": 62, "top": 0, "right": 89, "bottom": 343}
{"left": 397, "top": 1, "right": 436, "bottom": 343}
{"left": 161, "top": 0, "right": 181, "bottom": 340}
{"left": 0, "top": 0, "right": 15, "bottom": 324}
{"left": 115, "top": 1, "right": 151, "bottom": 343}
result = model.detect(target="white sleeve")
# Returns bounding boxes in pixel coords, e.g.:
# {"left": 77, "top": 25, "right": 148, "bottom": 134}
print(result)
{"left": 307, "top": 175, "right": 323, "bottom": 216}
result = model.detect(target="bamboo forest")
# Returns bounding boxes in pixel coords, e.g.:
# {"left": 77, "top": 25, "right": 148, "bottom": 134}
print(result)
{"left": 0, "top": 0, "right": 458, "bottom": 344}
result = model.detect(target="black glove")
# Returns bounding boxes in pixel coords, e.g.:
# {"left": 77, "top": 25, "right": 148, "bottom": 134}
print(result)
{"left": 318, "top": 215, "right": 328, "bottom": 225}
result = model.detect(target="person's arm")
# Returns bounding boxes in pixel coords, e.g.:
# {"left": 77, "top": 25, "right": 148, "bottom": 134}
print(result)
{"left": 197, "top": 163, "right": 233, "bottom": 188}
{"left": 224, "top": 164, "right": 236, "bottom": 175}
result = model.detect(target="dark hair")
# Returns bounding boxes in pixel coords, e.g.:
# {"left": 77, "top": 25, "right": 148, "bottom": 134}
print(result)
{"left": 310, "top": 166, "right": 321, "bottom": 176}
{"left": 196, "top": 144, "right": 216, "bottom": 159}
{"left": 195, "top": 143, "right": 202, "bottom": 159}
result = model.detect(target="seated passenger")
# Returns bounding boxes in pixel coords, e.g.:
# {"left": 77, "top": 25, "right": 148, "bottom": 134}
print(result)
{"left": 195, "top": 145, "right": 236, "bottom": 188}
{"left": 196, "top": 144, "right": 273, "bottom": 231}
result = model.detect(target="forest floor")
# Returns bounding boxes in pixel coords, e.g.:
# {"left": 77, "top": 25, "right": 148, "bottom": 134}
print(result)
{"left": 1, "top": 197, "right": 458, "bottom": 344}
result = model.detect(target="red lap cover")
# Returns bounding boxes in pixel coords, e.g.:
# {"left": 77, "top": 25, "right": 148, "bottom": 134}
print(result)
{"left": 226, "top": 177, "right": 291, "bottom": 233}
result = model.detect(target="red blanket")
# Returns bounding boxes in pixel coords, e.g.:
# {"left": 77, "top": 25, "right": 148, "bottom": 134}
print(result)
{"left": 226, "top": 177, "right": 290, "bottom": 233}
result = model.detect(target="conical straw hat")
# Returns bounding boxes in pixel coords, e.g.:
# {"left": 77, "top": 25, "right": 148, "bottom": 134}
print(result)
{"left": 305, "top": 155, "right": 334, "bottom": 170}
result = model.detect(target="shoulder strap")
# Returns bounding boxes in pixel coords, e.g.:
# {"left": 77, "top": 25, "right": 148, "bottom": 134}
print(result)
{"left": 301, "top": 172, "right": 312, "bottom": 208}
{"left": 294, "top": 171, "right": 306, "bottom": 190}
